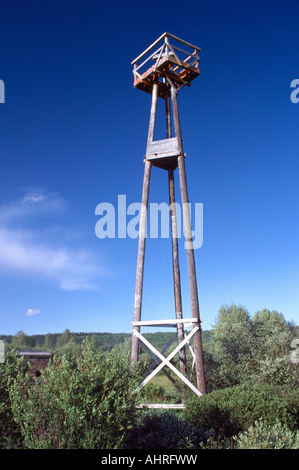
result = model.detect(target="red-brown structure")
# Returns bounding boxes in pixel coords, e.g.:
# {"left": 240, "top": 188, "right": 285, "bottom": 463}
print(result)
{"left": 18, "top": 350, "right": 53, "bottom": 381}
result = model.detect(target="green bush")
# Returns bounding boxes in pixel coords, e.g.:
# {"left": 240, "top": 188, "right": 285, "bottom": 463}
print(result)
{"left": 234, "top": 418, "right": 299, "bottom": 449}
{"left": 123, "top": 410, "right": 215, "bottom": 449}
{"left": 284, "top": 389, "right": 299, "bottom": 429}
{"left": 9, "top": 342, "right": 142, "bottom": 449}
{"left": 0, "top": 350, "right": 29, "bottom": 448}
{"left": 184, "top": 383, "right": 298, "bottom": 438}
{"left": 140, "top": 383, "right": 169, "bottom": 403}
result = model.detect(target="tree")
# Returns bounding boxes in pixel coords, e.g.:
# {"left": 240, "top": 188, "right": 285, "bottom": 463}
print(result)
{"left": 87, "top": 333, "right": 99, "bottom": 350}
{"left": 11, "top": 331, "right": 34, "bottom": 350}
{"left": 56, "top": 329, "right": 75, "bottom": 348}
{"left": 211, "top": 305, "right": 297, "bottom": 390}
{"left": 43, "top": 333, "right": 55, "bottom": 351}
{"left": 252, "top": 309, "right": 292, "bottom": 360}
{"left": 54, "top": 328, "right": 81, "bottom": 355}
{"left": 212, "top": 304, "right": 256, "bottom": 387}
{"left": 251, "top": 309, "right": 295, "bottom": 388}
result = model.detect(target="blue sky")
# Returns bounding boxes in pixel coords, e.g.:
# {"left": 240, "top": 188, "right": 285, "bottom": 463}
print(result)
{"left": 0, "top": 0, "right": 298, "bottom": 335}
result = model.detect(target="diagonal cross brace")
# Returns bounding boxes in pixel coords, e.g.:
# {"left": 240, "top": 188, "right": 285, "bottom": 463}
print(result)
{"left": 132, "top": 326, "right": 202, "bottom": 396}
{"left": 139, "top": 338, "right": 177, "bottom": 385}
{"left": 142, "top": 332, "right": 177, "bottom": 378}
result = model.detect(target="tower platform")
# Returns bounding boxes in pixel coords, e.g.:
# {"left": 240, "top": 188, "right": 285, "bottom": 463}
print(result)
{"left": 132, "top": 32, "right": 201, "bottom": 98}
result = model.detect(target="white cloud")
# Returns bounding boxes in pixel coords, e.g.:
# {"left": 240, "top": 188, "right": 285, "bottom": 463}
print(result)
{"left": 0, "top": 192, "right": 106, "bottom": 290}
{"left": 0, "top": 191, "right": 67, "bottom": 223}
{"left": 0, "top": 228, "right": 100, "bottom": 290}
{"left": 23, "top": 193, "right": 46, "bottom": 204}
{"left": 26, "top": 308, "right": 41, "bottom": 316}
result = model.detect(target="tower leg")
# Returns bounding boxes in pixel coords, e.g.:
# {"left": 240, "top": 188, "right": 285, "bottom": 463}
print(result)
{"left": 131, "top": 160, "right": 152, "bottom": 366}
{"left": 131, "top": 83, "right": 158, "bottom": 367}
{"left": 168, "top": 169, "right": 187, "bottom": 376}
{"left": 165, "top": 93, "right": 187, "bottom": 376}
{"left": 171, "top": 86, "right": 207, "bottom": 395}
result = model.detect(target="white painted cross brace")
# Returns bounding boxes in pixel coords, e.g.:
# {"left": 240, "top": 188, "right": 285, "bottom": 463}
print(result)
{"left": 132, "top": 318, "right": 196, "bottom": 327}
{"left": 132, "top": 326, "right": 202, "bottom": 396}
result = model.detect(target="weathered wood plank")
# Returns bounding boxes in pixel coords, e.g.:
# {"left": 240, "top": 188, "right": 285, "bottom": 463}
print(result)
{"left": 146, "top": 137, "right": 180, "bottom": 159}
{"left": 136, "top": 404, "right": 185, "bottom": 409}
{"left": 132, "top": 318, "right": 195, "bottom": 326}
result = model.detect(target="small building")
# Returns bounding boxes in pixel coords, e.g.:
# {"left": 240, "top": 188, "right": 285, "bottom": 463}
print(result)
{"left": 17, "top": 350, "right": 53, "bottom": 380}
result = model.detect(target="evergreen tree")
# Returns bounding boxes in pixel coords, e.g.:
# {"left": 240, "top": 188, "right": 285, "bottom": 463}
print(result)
{"left": 87, "top": 333, "right": 99, "bottom": 350}
{"left": 11, "top": 331, "right": 34, "bottom": 350}
{"left": 56, "top": 329, "right": 75, "bottom": 348}
{"left": 43, "top": 333, "right": 55, "bottom": 351}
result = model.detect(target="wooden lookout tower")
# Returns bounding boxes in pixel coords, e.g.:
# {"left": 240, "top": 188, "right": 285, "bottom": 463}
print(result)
{"left": 130, "top": 33, "right": 206, "bottom": 406}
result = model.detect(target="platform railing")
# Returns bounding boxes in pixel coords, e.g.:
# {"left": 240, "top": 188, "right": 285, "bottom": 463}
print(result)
{"left": 131, "top": 32, "right": 200, "bottom": 87}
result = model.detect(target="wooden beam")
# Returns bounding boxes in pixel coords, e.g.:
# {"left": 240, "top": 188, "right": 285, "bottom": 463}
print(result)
{"left": 136, "top": 404, "right": 185, "bottom": 409}
{"left": 132, "top": 318, "right": 195, "bottom": 326}
{"left": 164, "top": 32, "right": 201, "bottom": 52}
{"left": 131, "top": 33, "right": 168, "bottom": 65}
{"left": 169, "top": 170, "right": 187, "bottom": 375}
{"left": 140, "top": 338, "right": 177, "bottom": 385}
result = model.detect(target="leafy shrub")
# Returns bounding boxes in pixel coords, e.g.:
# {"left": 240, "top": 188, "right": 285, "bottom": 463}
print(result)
{"left": 9, "top": 342, "right": 142, "bottom": 449}
{"left": 140, "top": 383, "right": 169, "bottom": 403}
{"left": 0, "top": 350, "right": 29, "bottom": 448}
{"left": 184, "top": 383, "right": 298, "bottom": 438}
{"left": 234, "top": 418, "right": 299, "bottom": 449}
{"left": 284, "top": 389, "right": 299, "bottom": 429}
{"left": 139, "top": 380, "right": 181, "bottom": 404}
{"left": 123, "top": 410, "right": 215, "bottom": 449}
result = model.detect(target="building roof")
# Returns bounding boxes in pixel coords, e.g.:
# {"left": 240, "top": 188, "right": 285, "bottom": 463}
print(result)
{"left": 17, "top": 350, "right": 53, "bottom": 357}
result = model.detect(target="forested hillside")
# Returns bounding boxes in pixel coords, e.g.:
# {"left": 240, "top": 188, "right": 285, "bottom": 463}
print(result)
{"left": 1, "top": 329, "right": 212, "bottom": 354}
